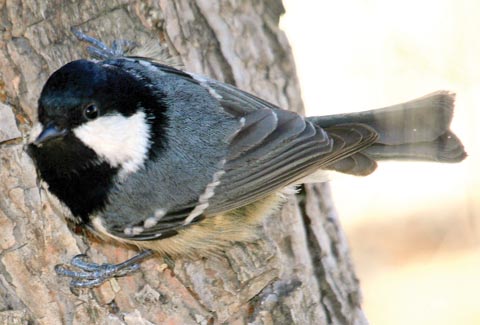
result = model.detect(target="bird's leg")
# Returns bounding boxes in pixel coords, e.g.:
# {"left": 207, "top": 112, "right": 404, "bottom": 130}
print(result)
{"left": 55, "top": 250, "right": 154, "bottom": 289}
{"left": 70, "top": 27, "right": 137, "bottom": 60}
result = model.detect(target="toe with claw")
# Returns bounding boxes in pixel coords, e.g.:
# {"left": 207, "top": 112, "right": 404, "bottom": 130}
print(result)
{"left": 71, "top": 27, "right": 138, "bottom": 60}
{"left": 55, "top": 250, "right": 154, "bottom": 289}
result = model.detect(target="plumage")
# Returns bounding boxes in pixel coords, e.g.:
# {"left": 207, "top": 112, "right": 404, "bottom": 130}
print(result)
{"left": 27, "top": 32, "right": 467, "bottom": 288}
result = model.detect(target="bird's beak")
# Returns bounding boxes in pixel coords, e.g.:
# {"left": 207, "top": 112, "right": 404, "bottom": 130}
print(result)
{"left": 34, "top": 123, "right": 67, "bottom": 146}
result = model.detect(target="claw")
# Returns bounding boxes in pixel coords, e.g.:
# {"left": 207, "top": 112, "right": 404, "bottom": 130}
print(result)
{"left": 70, "top": 254, "right": 101, "bottom": 272}
{"left": 71, "top": 28, "right": 110, "bottom": 51}
{"left": 55, "top": 250, "right": 154, "bottom": 289}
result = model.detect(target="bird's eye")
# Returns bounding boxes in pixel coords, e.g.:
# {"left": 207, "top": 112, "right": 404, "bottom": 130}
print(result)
{"left": 84, "top": 104, "right": 99, "bottom": 120}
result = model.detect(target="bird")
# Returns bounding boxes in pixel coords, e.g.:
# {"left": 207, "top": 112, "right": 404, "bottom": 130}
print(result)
{"left": 27, "top": 30, "right": 467, "bottom": 288}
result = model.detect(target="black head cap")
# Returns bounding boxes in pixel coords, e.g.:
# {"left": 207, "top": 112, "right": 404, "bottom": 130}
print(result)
{"left": 38, "top": 59, "right": 145, "bottom": 129}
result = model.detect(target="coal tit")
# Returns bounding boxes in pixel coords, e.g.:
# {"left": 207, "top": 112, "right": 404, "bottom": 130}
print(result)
{"left": 27, "top": 31, "right": 467, "bottom": 288}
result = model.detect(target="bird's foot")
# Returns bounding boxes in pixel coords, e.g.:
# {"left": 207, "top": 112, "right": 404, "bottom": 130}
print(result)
{"left": 71, "top": 27, "right": 137, "bottom": 60}
{"left": 55, "top": 250, "right": 154, "bottom": 289}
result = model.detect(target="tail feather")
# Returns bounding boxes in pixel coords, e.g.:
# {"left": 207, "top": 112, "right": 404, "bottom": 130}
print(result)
{"left": 363, "top": 131, "right": 466, "bottom": 162}
{"left": 308, "top": 91, "right": 467, "bottom": 176}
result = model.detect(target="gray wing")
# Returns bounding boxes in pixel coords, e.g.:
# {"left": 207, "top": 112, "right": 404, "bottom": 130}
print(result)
{"left": 192, "top": 76, "right": 377, "bottom": 212}
{"left": 205, "top": 108, "right": 332, "bottom": 213}
{"left": 105, "top": 62, "right": 377, "bottom": 240}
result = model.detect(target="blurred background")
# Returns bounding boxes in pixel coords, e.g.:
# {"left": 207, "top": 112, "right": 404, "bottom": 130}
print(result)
{"left": 280, "top": 1, "right": 479, "bottom": 324}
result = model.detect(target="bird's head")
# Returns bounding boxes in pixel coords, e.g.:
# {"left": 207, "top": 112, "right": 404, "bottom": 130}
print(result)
{"left": 28, "top": 59, "right": 164, "bottom": 176}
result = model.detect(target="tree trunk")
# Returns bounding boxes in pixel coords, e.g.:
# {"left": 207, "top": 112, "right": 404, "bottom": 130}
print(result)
{"left": 0, "top": 1, "right": 367, "bottom": 324}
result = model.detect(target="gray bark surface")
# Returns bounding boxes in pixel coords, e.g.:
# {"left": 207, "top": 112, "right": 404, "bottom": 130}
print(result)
{"left": 0, "top": 1, "right": 367, "bottom": 324}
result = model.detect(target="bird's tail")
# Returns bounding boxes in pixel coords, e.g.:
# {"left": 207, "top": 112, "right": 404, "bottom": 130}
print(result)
{"left": 308, "top": 91, "right": 467, "bottom": 176}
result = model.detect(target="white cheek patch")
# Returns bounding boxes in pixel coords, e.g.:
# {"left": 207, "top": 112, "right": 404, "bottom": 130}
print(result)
{"left": 73, "top": 111, "right": 151, "bottom": 176}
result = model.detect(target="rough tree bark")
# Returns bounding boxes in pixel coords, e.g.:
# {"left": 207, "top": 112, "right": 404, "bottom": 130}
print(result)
{"left": 0, "top": 1, "right": 367, "bottom": 324}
